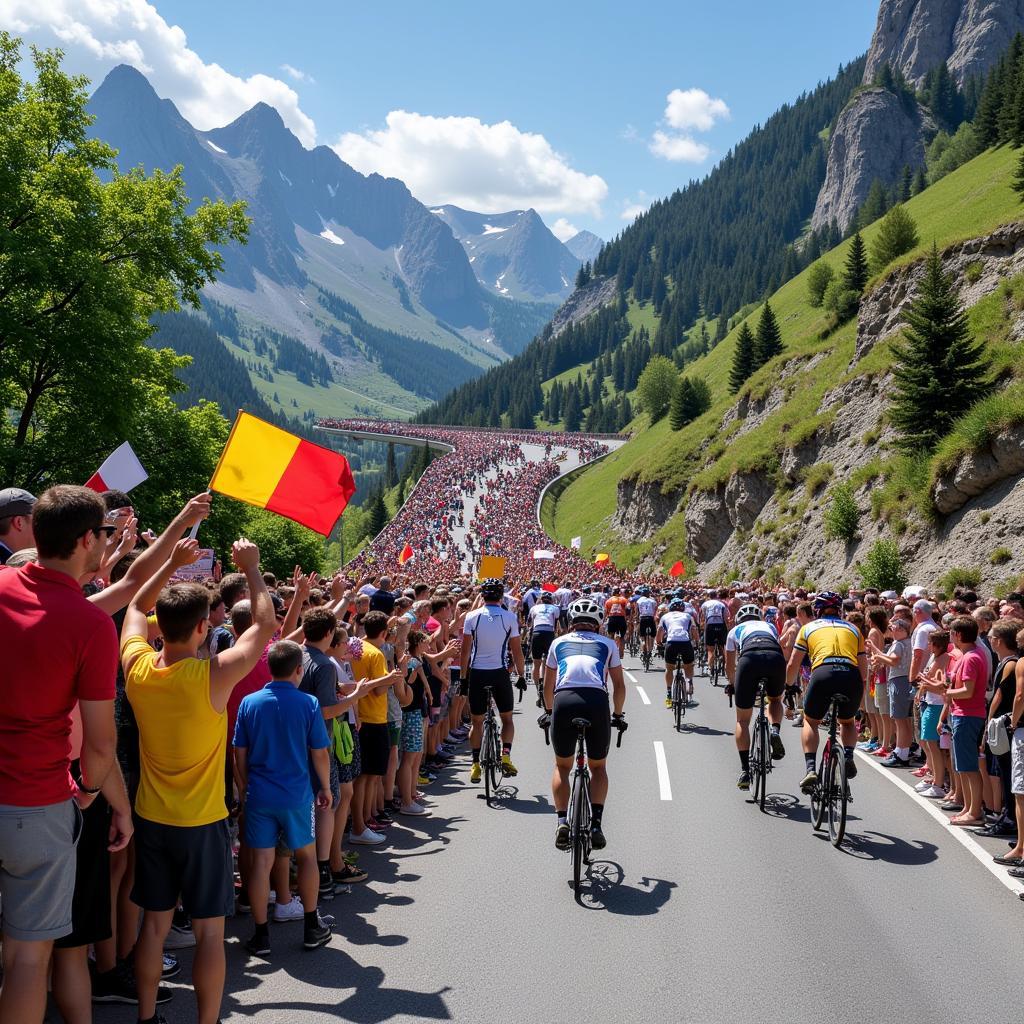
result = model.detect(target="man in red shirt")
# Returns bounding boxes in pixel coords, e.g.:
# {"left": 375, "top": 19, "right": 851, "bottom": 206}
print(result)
{"left": 0, "top": 485, "right": 119, "bottom": 1024}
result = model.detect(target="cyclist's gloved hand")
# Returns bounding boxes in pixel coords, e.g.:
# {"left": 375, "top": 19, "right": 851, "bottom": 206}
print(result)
{"left": 785, "top": 684, "right": 801, "bottom": 700}
{"left": 515, "top": 677, "right": 528, "bottom": 693}
{"left": 537, "top": 711, "right": 551, "bottom": 729}
{"left": 611, "top": 713, "right": 628, "bottom": 733}
{"left": 724, "top": 683, "right": 734, "bottom": 698}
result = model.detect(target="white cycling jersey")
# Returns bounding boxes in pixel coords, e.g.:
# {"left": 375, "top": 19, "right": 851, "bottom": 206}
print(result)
{"left": 546, "top": 631, "right": 621, "bottom": 691}
{"left": 529, "top": 602, "right": 561, "bottom": 633}
{"left": 636, "top": 596, "right": 657, "bottom": 617}
{"left": 463, "top": 604, "right": 520, "bottom": 670}
{"left": 660, "top": 611, "right": 697, "bottom": 642}
{"left": 725, "top": 620, "right": 780, "bottom": 654}
{"left": 701, "top": 599, "right": 728, "bottom": 625}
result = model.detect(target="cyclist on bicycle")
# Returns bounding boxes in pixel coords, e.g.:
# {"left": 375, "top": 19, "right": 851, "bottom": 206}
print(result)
{"left": 461, "top": 578, "right": 527, "bottom": 783}
{"left": 656, "top": 598, "right": 699, "bottom": 708}
{"left": 786, "top": 591, "right": 867, "bottom": 794}
{"left": 701, "top": 588, "right": 730, "bottom": 674}
{"left": 540, "top": 597, "right": 626, "bottom": 851}
{"left": 528, "top": 591, "right": 561, "bottom": 683}
{"left": 604, "top": 587, "right": 629, "bottom": 656}
{"left": 635, "top": 586, "right": 658, "bottom": 659}
{"left": 725, "top": 603, "right": 787, "bottom": 790}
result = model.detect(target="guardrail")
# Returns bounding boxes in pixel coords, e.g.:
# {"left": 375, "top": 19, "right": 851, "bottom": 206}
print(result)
{"left": 535, "top": 448, "right": 618, "bottom": 534}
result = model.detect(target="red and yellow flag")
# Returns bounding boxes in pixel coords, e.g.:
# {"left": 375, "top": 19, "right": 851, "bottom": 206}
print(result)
{"left": 594, "top": 553, "right": 610, "bottom": 566}
{"left": 210, "top": 412, "right": 356, "bottom": 535}
{"left": 398, "top": 543, "right": 414, "bottom": 565}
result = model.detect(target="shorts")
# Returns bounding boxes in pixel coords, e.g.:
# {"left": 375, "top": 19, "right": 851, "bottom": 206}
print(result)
{"left": 388, "top": 722, "right": 402, "bottom": 748}
{"left": 920, "top": 703, "right": 942, "bottom": 742}
{"left": 873, "top": 681, "right": 890, "bottom": 715}
{"left": 551, "top": 686, "right": 611, "bottom": 760}
{"left": 665, "top": 640, "right": 694, "bottom": 666}
{"left": 734, "top": 648, "right": 786, "bottom": 710}
{"left": 951, "top": 715, "right": 984, "bottom": 774}
{"left": 426, "top": 673, "right": 443, "bottom": 709}
{"left": 607, "top": 615, "right": 627, "bottom": 638}
{"left": 131, "top": 815, "right": 234, "bottom": 919}
{"left": 55, "top": 792, "right": 113, "bottom": 949}
{"left": 359, "top": 722, "right": 390, "bottom": 777}
{"left": 531, "top": 630, "right": 555, "bottom": 661}
{"left": 704, "top": 623, "right": 727, "bottom": 647}
{"left": 338, "top": 726, "right": 361, "bottom": 784}
{"left": 803, "top": 663, "right": 863, "bottom": 722}
{"left": 888, "top": 676, "right": 913, "bottom": 719}
{"left": 638, "top": 616, "right": 657, "bottom": 639}
{"left": 1011, "top": 729, "right": 1024, "bottom": 795}
{"left": 468, "top": 668, "right": 514, "bottom": 716}
{"left": 244, "top": 804, "right": 315, "bottom": 851}
{"left": 401, "top": 709, "right": 425, "bottom": 752}
{"left": 449, "top": 669, "right": 462, "bottom": 696}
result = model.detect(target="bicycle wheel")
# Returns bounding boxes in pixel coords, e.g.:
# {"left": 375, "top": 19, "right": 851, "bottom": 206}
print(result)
{"left": 481, "top": 717, "right": 494, "bottom": 804}
{"left": 711, "top": 653, "right": 719, "bottom": 687}
{"left": 827, "top": 746, "right": 848, "bottom": 847}
{"left": 810, "top": 742, "right": 828, "bottom": 830}
{"left": 570, "top": 774, "right": 590, "bottom": 892}
{"left": 754, "top": 715, "right": 770, "bottom": 811}
{"left": 485, "top": 721, "right": 502, "bottom": 803}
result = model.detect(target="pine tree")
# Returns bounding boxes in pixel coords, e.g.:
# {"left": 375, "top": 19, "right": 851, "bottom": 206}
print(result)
{"left": 900, "top": 164, "right": 913, "bottom": 202}
{"left": 974, "top": 63, "right": 1005, "bottom": 146}
{"left": 859, "top": 179, "right": 890, "bottom": 226}
{"left": 562, "top": 386, "right": 582, "bottom": 432}
{"left": 889, "top": 245, "right": 991, "bottom": 452}
{"left": 1013, "top": 149, "right": 1024, "bottom": 201}
{"left": 669, "top": 375, "right": 691, "bottom": 431}
{"left": 870, "top": 204, "right": 919, "bottom": 272}
{"left": 729, "top": 322, "right": 755, "bottom": 393}
{"left": 911, "top": 167, "right": 928, "bottom": 196}
{"left": 753, "top": 302, "right": 784, "bottom": 367}
{"left": 575, "top": 261, "right": 591, "bottom": 288}
{"left": 384, "top": 442, "right": 398, "bottom": 488}
{"left": 843, "top": 232, "right": 869, "bottom": 292}
{"left": 365, "top": 488, "right": 389, "bottom": 539}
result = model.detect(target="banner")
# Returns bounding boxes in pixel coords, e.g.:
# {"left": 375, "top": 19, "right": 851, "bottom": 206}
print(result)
{"left": 570, "top": 536, "right": 582, "bottom": 550}
{"left": 477, "top": 555, "right": 507, "bottom": 580}
{"left": 669, "top": 560, "right": 686, "bottom": 577}
{"left": 171, "top": 548, "right": 216, "bottom": 582}
{"left": 533, "top": 549, "right": 555, "bottom": 560}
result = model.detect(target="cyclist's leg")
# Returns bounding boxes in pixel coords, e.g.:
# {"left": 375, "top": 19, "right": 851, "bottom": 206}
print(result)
{"left": 467, "top": 675, "right": 487, "bottom": 764}
{"left": 733, "top": 656, "right": 756, "bottom": 773}
{"left": 551, "top": 755, "right": 573, "bottom": 815}
{"left": 663, "top": 646, "right": 676, "bottom": 699}
{"left": 682, "top": 643, "right": 695, "bottom": 694}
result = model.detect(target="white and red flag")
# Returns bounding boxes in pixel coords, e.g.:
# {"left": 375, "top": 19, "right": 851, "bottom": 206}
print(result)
{"left": 85, "top": 442, "right": 148, "bottom": 493}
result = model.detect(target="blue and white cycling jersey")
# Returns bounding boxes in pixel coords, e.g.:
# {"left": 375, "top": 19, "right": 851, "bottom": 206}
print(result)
{"left": 725, "top": 620, "right": 781, "bottom": 655}
{"left": 546, "top": 630, "right": 621, "bottom": 691}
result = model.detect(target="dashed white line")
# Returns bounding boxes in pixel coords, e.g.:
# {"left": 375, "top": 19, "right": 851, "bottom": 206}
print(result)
{"left": 624, "top": 670, "right": 638, "bottom": 684}
{"left": 635, "top": 685, "right": 650, "bottom": 705}
{"left": 653, "top": 741, "right": 672, "bottom": 801}
{"left": 855, "top": 749, "right": 1024, "bottom": 898}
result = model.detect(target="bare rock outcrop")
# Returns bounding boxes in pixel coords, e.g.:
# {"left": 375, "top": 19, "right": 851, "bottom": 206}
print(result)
{"left": 613, "top": 477, "right": 683, "bottom": 542}
{"left": 931, "top": 423, "right": 1024, "bottom": 513}
{"left": 547, "top": 275, "right": 617, "bottom": 339}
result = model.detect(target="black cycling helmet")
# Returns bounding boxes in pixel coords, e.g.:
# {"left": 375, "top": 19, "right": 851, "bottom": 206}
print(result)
{"left": 529, "top": 578, "right": 540, "bottom": 588}
{"left": 813, "top": 591, "right": 843, "bottom": 616}
{"left": 540, "top": 591, "right": 554, "bottom": 603}
{"left": 668, "top": 598, "right": 685, "bottom": 611}
{"left": 480, "top": 578, "right": 505, "bottom": 601}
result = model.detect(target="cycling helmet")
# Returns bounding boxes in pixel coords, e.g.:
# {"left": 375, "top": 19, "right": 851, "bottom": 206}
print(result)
{"left": 568, "top": 597, "right": 604, "bottom": 627}
{"left": 668, "top": 598, "right": 685, "bottom": 611}
{"left": 813, "top": 591, "right": 843, "bottom": 616}
{"left": 480, "top": 578, "right": 505, "bottom": 600}
{"left": 736, "top": 603, "right": 761, "bottom": 624}
{"left": 540, "top": 591, "right": 554, "bottom": 603}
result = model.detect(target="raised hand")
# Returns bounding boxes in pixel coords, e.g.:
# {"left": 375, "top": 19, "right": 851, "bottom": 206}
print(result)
{"left": 231, "top": 538, "right": 261, "bottom": 572}
{"left": 170, "top": 538, "right": 202, "bottom": 568}
{"left": 179, "top": 492, "right": 213, "bottom": 528}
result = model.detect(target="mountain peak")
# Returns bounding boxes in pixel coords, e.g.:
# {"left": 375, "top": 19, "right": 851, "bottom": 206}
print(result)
{"left": 91, "top": 63, "right": 168, "bottom": 116}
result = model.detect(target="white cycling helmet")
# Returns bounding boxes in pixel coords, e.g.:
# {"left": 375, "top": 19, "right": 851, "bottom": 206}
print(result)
{"left": 736, "top": 604, "right": 762, "bottom": 624}
{"left": 568, "top": 597, "right": 604, "bottom": 627}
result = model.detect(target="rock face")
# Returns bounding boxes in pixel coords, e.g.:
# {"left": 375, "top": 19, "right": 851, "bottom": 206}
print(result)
{"left": 613, "top": 477, "right": 684, "bottom": 543}
{"left": 864, "top": 0, "right": 1024, "bottom": 88}
{"left": 932, "top": 424, "right": 1024, "bottom": 513}
{"left": 810, "top": 88, "right": 927, "bottom": 233}
{"left": 546, "top": 275, "right": 618, "bottom": 339}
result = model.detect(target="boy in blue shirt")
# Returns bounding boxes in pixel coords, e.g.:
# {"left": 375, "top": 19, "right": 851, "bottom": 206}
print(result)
{"left": 233, "top": 640, "right": 333, "bottom": 954}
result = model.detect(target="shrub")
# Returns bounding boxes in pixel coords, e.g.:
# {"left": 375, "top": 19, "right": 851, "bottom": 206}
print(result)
{"left": 801, "top": 463, "right": 834, "bottom": 496}
{"left": 991, "top": 546, "right": 1012, "bottom": 566}
{"left": 823, "top": 281, "right": 861, "bottom": 323}
{"left": 807, "top": 261, "right": 835, "bottom": 307}
{"left": 937, "top": 565, "right": 983, "bottom": 593}
{"left": 859, "top": 539, "right": 908, "bottom": 592}
{"left": 964, "top": 260, "right": 983, "bottom": 284}
{"left": 823, "top": 481, "right": 859, "bottom": 542}
{"left": 870, "top": 203, "right": 919, "bottom": 273}
{"left": 980, "top": 511, "right": 992, "bottom": 525}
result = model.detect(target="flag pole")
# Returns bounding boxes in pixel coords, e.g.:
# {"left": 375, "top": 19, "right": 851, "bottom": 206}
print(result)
{"left": 188, "top": 410, "right": 243, "bottom": 541}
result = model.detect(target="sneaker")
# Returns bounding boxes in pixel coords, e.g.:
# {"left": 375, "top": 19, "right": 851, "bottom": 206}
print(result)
{"left": 873, "top": 747, "right": 891, "bottom": 758}
{"left": 856, "top": 740, "right": 876, "bottom": 750}
{"left": 163, "top": 923, "right": 195, "bottom": 950}
{"left": 791, "top": 713, "right": 803, "bottom": 727}
{"left": 845, "top": 757, "right": 857, "bottom": 779}
{"left": 737, "top": 770, "right": 751, "bottom": 791}
{"left": 273, "top": 898, "right": 305, "bottom": 922}
{"left": 161, "top": 954, "right": 180, "bottom": 979}
{"left": 332, "top": 863, "right": 368, "bottom": 884}
{"left": 318, "top": 871, "right": 337, "bottom": 900}
{"left": 915, "top": 780, "right": 932, "bottom": 792}
{"left": 303, "top": 913, "right": 332, "bottom": 951}
{"left": 375, "top": 809, "right": 394, "bottom": 824}
{"left": 91, "top": 963, "right": 174, "bottom": 1005}
{"left": 920, "top": 785, "right": 947, "bottom": 799}
{"left": 470, "top": 763, "right": 482, "bottom": 784}
{"left": 664, "top": 697, "right": 673, "bottom": 708}
{"left": 399, "top": 801, "right": 428, "bottom": 815}
{"left": 770, "top": 732, "right": 785, "bottom": 761}
{"left": 554, "top": 823, "right": 570, "bottom": 850}
{"left": 591, "top": 825, "right": 607, "bottom": 850}
{"left": 236, "top": 897, "right": 251, "bottom": 915}
{"left": 500, "top": 754, "right": 518, "bottom": 777}
{"left": 417, "top": 774, "right": 432, "bottom": 786}
{"left": 245, "top": 931, "right": 271, "bottom": 957}
{"left": 349, "top": 828, "right": 386, "bottom": 846}
{"left": 800, "top": 769, "right": 818, "bottom": 794}
{"left": 881, "top": 754, "right": 910, "bottom": 768}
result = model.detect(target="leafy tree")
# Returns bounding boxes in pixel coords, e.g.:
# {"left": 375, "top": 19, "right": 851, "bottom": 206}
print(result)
{"left": 728, "top": 322, "right": 756, "bottom": 393}
{"left": 636, "top": 355, "right": 678, "bottom": 422}
{"left": 242, "top": 509, "right": 325, "bottom": 578}
{"left": 889, "top": 245, "right": 991, "bottom": 452}
{"left": 823, "top": 482, "right": 859, "bottom": 542}
{"left": 843, "top": 232, "right": 869, "bottom": 293}
{"left": 859, "top": 540, "right": 908, "bottom": 592}
{"left": 669, "top": 375, "right": 712, "bottom": 430}
{"left": 806, "top": 261, "right": 835, "bottom": 307}
{"left": 753, "top": 302, "right": 783, "bottom": 366}
{"left": 925, "top": 123, "right": 981, "bottom": 185}
{"left": 0, "top": 34, "right": 249, "bottom": 487}
{"left": 870, "top": 204, "right": 919, "bottom": 272}
{"left": 822, "top": 282, "right": 861, "bottom": 323}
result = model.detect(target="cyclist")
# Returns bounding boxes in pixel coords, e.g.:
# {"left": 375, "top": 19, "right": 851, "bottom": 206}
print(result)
{"left": 540, "top": 597, "right": 626, "bottom": 851}
{"left": 701, "top": 588, "right": 731, "bottom": 675}
{"left": 725, "top": 604, "right": 787, "bottom": 790}
{"left": 528, "top": 591, "right": 561, "bottom": 682}
{"left": 786, "top": 591, "right": 867, "bottom": 794}
{"left": 635, "top": 586, "right": 658, "bottom": 659}
{"left": 656, "top": 598, "right": 699, "bottom": 708}
{"left": 604, "top": 587, "right": 629, "bottom": 656}
{"left": 460, "top": 579, "right": 527, "bottom": 782}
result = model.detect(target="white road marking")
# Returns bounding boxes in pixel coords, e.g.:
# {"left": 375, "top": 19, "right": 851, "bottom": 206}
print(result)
{"left": 625, "top": 670, "right": 638, "bottom": 684}
{"left": 635, "top": 685, "right": 650, "bottom": 705}
{"left": 855, "top": 749, "right": 1024, "bottom": 898}
{"left": 653, "top": 741, "right": 672, "bottom": 801}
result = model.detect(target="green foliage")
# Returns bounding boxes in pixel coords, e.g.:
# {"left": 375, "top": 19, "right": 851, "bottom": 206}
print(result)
{"left": 889, "top": 245, "right": 991, "bottom": 453}
{"left": 1014, "top": 148, "right": 1024, "bottom": 201}
{"left": 930, "top": 381, "right": 1024, "bottom": 478}
{"left": 363, "top": 488, "right": 389, "bottom": 542}
{"left": 964, "top": 260, "right": 984, "bottom": 283}
{"left": 241, "top": 509, "right": 325, "bottom": 578}
{"left": 991, "top": 546, "right": 1013, "bottom": 566}
{"left": 937, "top": 565, "right": 983, "bottom": 593}
{"left": 669, "top": 375, "right": 712, "bottom": 431}
{"left": 801, "top": 463, "right": 834, "bottom": 496}
{"left": 926, "top": 123, "right": 981, "bottom": 186}
{"left": 637, "top": 355, "right": 678, "bottom": 422}
{"left": 859, "top": 539, "right": 908, "bottom": 592}
{"left": 822, "top": 281, "right": 861, "bottom": 323}
{"left": 806, "top": 261, "right": 835, "bottom": 307}
{"left": 870, "top": 204, "right": 920, "bottom": 272}
{"left": 753, "top": 302, "right": 784, "bottom": 367}
{"left": 728, "top": 322, "right": 756, "bottom": 394}
{"left": 843, "top": 232, "right": 869, "bottom": 293}
{"left": 823, "top": 481, "right": 859, "bottom": 542}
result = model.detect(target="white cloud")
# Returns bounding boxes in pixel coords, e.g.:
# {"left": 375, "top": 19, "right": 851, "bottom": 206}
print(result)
{"left": 664, "top": 88, "right": 730, "bottom": 131}
{"left": 280, "top": 63, "right": 313, "bottom": 84}
{"left": 335, "top": 110, "right": 608, "bottom": 216}
{"left": 550, "top": 217, "right": 579, "bottom": 242}
{"left": 6, "top": 0, "right": 317, "bottom": 147}
{"left": 649, "top": 130, "right": 710, "bottom": 163}
{"left": 620, "top": 191, "right": 652, "bottom": 221}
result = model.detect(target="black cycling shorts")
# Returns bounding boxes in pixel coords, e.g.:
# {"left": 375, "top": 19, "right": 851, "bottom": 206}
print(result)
{"left": 468, "top": 668, "right": 514, "bottom": 716}
{"left": 704, "top": 623, "right": 727, "bottom": 647}
{"left": 551, "top": 686, "right": 611, "bottom": 760}
{"left": 803, "top": 663, "right": 863, "bottom": 722}
{"left": 733, "top": 647, "right": 786, "bottom": 710}
{"left": 531, "top": 630, "right": 555, "bottom": 661}
{"left": 638, "top": 616, "right": 657, "bottom": 638}
{"left": 607, "top": 615, "right": 628, "bottom": 638}
{"left": 665, "top": 640, "right": 694, "bottom": 666}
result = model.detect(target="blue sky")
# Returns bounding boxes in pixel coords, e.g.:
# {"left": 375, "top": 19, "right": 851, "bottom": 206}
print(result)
{"left": 9, "top": 0, "right": 879, "bottom": 240}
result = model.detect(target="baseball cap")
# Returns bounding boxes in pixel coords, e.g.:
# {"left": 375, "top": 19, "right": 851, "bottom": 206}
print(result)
{"left": 0, "top": 487, "right": 36, "bottom": 518}
{"left": 902, "top": 585, "right": 927, "bottom": 600}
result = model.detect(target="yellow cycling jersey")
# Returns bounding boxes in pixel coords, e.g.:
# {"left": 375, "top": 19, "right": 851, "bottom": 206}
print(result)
{"left": 793, "top": 618, "right": 865, "bottom": 671}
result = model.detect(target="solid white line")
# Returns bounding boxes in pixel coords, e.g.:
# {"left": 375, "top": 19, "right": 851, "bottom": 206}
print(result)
{"left": 653, "top": 741, "right": 672, "bottom": 801}
{"left": 625, "top": 670, "right": 638, "bottom": 684}
{"left": 635, "top": 685, "right": 650, "bottom": 705}
{"left": 855, "top": 749, "right": 1024, "bottom": 898}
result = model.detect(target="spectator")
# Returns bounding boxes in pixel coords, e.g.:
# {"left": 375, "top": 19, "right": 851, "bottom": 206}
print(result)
{"left": 0, "top": 486, "right": 37, "bottom": 564}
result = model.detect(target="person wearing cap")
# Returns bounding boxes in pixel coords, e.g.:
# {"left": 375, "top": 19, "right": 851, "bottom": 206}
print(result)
{"left": 0, "top": 486, "right": 37, "bottom": 564}
{"left": 909, "top": 599, "right": 938, "bottom": 692}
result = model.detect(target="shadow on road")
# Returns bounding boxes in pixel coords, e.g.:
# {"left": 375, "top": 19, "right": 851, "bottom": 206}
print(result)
{"left": 833, "top": 829, "right": 940, "bottom": 865}
{"left": 484, "top": 786, "right": 552, "bottom": 815}
{"left": 574, "top": 862, "right": 676, "bottom": 915}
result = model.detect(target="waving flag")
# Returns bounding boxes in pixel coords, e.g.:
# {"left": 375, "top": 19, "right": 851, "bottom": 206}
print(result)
{"left": 669, "top": 560, "right": 686, "bottom": 577}
{"left": 85, "top": 441, "right": 148, "bottom": 493}
{"left": 209, "top": 412, "right": 356, "bottom": 535}
{"left": 533, "top": 549, "right": 555, "bottom": 560}
{"left": 398, "top": 543, "right": 414, "bottom": 565}
{"left": 594, "top": 553, "right": 610, "bottom": 566}
{"left": 541, "top": 583, "right": 558, "bottom": 593}
{"left": 570, "top": 536, "right": 582, "bottom": 549}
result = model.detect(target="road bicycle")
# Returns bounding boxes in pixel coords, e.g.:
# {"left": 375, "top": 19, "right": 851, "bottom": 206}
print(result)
{"left": 696, "top": 635, "right": 708, "bottom": 675}
{"left": 479, "top": 685, "right": 504, "bottom": 806}
{"left": 747, "top": 680, "right": 773, "bottom": 812}
{"left": 708, "top": 646, "right": 725, "bottom": 687}
{"left": 671, "top": 661, "right": 689, "bottom": 731}
{"left": 810, "top": 693, "right": 852, "bottom": 847}
{"left": 626, "top": 631, "right": 640, "bottom": 659}
{"left": 640, "top": 644, "right": 653, "bottom": 672}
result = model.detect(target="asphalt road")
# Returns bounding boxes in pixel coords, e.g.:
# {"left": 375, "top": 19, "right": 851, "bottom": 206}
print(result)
{"left": 85, "top": 649, "right": 1024, "bottom": 1024}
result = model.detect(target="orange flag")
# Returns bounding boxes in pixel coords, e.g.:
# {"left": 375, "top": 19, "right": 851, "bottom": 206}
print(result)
{"left": 398, "top": 543, "right": 414, "bottom": 565}
{"left": 669, "top": 560, "right": 685, "bottom": 577}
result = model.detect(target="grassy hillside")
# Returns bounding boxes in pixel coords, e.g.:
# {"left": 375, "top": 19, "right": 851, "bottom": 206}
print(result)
{"left": 548, "top": 145, "right": 1023, "bottom": 571}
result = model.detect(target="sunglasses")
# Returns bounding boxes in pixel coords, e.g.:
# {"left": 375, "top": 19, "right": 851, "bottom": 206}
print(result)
{"left": 80, "top": 524, "right": 117, "bottom": 540}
